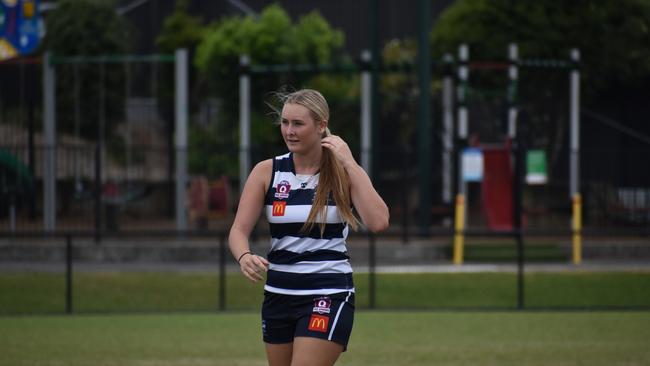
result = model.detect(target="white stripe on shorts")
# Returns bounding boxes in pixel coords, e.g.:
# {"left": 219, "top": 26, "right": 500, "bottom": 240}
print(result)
{"left": 328, "top": 291, "right": 353, "bottom": 341}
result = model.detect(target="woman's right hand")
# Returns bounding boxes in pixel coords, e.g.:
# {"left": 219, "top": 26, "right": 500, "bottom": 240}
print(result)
{"left": 239, "top": 254, "right": 269, "bottom": 283}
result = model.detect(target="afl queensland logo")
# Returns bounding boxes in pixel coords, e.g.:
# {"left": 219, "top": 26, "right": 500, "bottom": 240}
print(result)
{"left": 312, "top": 296, "right": 331, "bottom": 314}
{"left": 274, "top": 180, "right": 291, "bottom": 199}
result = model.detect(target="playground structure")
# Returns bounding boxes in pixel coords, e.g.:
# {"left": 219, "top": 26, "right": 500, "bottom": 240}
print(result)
{"left": 236, "top": 43, "right": 584, "bottom": 265}
{"left": 451, "top": 44, "right": 582, "bottom": 265}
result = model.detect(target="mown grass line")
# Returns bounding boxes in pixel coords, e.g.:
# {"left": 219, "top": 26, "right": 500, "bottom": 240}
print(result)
{"left": 1, "top": 311, "right": 649, "bottom": 366}
{"left": 1, "top": 271, "right": 648, "bottom": 315}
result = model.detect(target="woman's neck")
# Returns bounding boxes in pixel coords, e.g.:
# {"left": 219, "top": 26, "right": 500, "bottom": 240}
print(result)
{"left": 292, "top": 148, "right": 322, "bottom": 174}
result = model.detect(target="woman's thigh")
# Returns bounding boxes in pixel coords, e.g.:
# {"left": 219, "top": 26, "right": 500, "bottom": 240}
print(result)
{"left": 266, "top": 342, "right": 293, "bottom": 366}
{"left": 291, "top": 337, "right": 343, "bottom": 366}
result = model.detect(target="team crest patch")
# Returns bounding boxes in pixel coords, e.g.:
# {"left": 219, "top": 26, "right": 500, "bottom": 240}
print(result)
{"left": 274, "top": 180, "right": 291, "bottom": 199}
{"left": 308, "top": 314, "right": 329, "bottom": 333}
{"left": 313, "top": 296, "right": 331, "bottom": 314}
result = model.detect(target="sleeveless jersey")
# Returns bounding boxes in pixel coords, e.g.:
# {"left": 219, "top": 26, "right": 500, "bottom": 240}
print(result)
{"left": 264, "top": 152, "right": 354, "bottom": 296}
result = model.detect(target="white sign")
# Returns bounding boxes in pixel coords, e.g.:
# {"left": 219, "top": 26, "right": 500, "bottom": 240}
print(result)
{"left": 462, "top": 148, "right": 483, "bottom": 182}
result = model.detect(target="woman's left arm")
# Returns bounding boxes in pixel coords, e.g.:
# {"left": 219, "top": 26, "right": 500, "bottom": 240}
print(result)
{"left": 322, "top": 135, "right": 389, "bottom": 232}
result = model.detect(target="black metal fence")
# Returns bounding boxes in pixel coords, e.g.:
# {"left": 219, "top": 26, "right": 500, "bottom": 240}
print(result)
{"left": 3, "top": 59, "right": 649, "bottom": 235}
{"left": 1, "top": 229, "right": 649, "bottom": 316}
{"left": 2, "top": 144, "right": 649, "bottom": 236}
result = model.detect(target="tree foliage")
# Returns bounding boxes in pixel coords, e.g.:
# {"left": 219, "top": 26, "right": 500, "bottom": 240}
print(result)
{"left": 430, "top": 0, "right": 650, "bottom": 177}
{"left": 44, "top": 0, "right": 131, "bottom": 56}
{"left": 155, "top": 0, "right": 204, "bottom": 53}
{"left": 431, "top": 0, "right": 650, "bottom": 97}
{"left": 190, "top": 4, "right": 347, "bottom": 178}
{"left": 42, "top": 0, "right": 132, "bottom": 140}
{"left": 195, "top": 4, "right": 344, "bottom": 92}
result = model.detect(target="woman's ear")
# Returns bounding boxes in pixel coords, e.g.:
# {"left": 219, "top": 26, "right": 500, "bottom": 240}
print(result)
{"left": 319, "top": 120, "right": 329, "bottom": 136}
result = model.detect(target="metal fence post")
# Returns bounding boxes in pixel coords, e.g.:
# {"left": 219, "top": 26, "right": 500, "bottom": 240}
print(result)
{"left": 219, "top": 234, "right": 226, "bottom": 311}
{"left": 417, "top": 0, "right": 432, "bottom": 236}
{"left": 442, "top": 54, "right": 455, "bottom": 209}
{"left": 239, "top": 55, "right": 251, "bottom": 194}
{"left": 175, "top": 48, "right": 189, "bottom": 232}
{"left": 507, "top": 43, "right": 519, "bottom": 139}
{"left": 42, "top": 52, "right": 57, "bottom": 232}
{"left": 65, "top": 234, "right": 73, "bottom": 314}
{"left": 507, "top": 43, "right": 526, "bottom": 310}
{"left": 569, "top": 48, "right": 582, "bottom": 265}
{"left": 94, "top": 145, "right": 102, "bottom": 243}
{"left": 454, "top": 44, "right": 469, "bottom": 264}
{"left": 368, "top": 233, "right": 376, "bottom": 309}
{"left": 513, "top": 115, "right": 526, "bottom": 311}
{"left": 360, "top": 50, "right": 372, "bottom": 176}
{"left": 569, "top": 49, "right": 581, "bottom": 198}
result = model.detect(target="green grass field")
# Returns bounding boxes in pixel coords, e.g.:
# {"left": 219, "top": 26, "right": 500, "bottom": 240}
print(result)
{"left": 1, "top": 270, "right": 649, "bottom": 365}
{"left": 1, "top": 271, "right": 649, "bottom": 314}
{"left": 1, "top": 311, "right": 649, "bottom": 366}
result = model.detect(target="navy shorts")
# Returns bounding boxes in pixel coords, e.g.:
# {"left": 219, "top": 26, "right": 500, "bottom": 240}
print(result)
{"left": 261, "top": 290, "right": 355, "bottom": 350}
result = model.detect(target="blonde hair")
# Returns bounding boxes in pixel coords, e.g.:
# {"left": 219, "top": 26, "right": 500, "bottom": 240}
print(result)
{"left": 277, "top": 89, "right": 359, "bottom": 235}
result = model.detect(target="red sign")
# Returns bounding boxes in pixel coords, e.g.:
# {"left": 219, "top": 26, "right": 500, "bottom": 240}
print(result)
{"left": 272, "top": 201, "right": 286, "bottom": 216}
{"left": 308, "top": 314, "right": 329, "bottom": 333}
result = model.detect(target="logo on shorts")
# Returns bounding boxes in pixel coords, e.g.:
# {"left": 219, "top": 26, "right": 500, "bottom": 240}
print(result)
{"left": 308, "top": 314, "right": 329, "bottom": 333}
{"left": 262, "top": 320, "right": 267, "bottom": 336}
{"left": 274, "top": 180, "right": 291, "bottom": 199}
{"left": 272, "top": 201, "right": 286, "bottom": 216}
{"left": 313, "top": 296, "right": 331, "bottom": 314}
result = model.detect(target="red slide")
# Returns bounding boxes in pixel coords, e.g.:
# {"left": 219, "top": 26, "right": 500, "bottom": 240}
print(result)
{"left": 481, "top": 146, "right": 513, "bottom": 230}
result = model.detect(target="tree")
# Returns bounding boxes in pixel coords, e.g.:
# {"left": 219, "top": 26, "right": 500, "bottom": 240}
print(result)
{"left": 42, "top": 0, "right": 132, "bottom": 140}
{"left": 430, "top": 0, "right": 650, "bottom": 180}
{"left": 44, "top": 0, "right": 131, "bottom": 56}
{"left": 191, "top": 4, "right": 347, "bottom": 177}
{"left": 431, "top": 0, "right": 650, "bottom": 93}
{"left": 155, "top": 0, "right": 204, "bottom": 54}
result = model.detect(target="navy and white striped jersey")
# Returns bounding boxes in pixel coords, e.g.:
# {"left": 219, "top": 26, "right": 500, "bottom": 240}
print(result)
{"left": 264, "top": 152, "right": 354, "bottom": 296}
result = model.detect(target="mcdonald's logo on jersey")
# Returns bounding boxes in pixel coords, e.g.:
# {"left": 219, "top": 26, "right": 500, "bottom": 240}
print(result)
{"left": 272, "top": 201, "right": 287, "bottom": 216}
{"left": 308, "top": 314, "right": 329, "bottom": 333}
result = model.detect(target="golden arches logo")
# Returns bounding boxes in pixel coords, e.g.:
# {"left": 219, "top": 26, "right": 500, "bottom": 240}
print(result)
{"left": 272, "top": 201, "right": 286, "bottom": 216}
{"left": 308, "top": 315, "right": 329, "bottom": 333}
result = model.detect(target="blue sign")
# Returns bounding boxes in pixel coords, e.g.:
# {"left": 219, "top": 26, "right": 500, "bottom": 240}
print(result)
{"left": 0, "top": 0, "right": 41, "bottom": 61}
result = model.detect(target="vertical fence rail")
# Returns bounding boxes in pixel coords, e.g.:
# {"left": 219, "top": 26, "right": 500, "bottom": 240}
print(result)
{"left": 513, "top": 135, "right": 525, "bottom": 310}
{"left": 65, "top": 234, "right": 73, "bottom": 314}
{"left": 239, "top": 55, "right": 251, "bottom": 194}
{"left": 94, "top": 145, "right": 102, "bottom": 243}
{"left": 175, "top": 49, "right": 189, "bottom": 232}
{"left": 42, "top": 52, "right": 57, "bottom": 232}
{"left": 368, "top": 233, "right": 376, "bottom": 309}
{"left": 219, "top": 234, "right": 227, "bottom": 311}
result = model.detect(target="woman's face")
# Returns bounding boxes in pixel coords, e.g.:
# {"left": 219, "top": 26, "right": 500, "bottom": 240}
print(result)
{"left": 280, "top": 103, "right": 325, "bottom": 154}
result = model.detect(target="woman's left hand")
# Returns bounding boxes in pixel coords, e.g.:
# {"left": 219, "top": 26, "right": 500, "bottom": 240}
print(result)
{"left": 321, "top": 135, "right": 356, "bottom": 169}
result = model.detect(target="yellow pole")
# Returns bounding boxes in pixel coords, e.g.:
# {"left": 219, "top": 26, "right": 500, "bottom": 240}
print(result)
{"left": 453, "top": 194, "right": 466, "bottom": 265}
{"left": 572, "top": 193, "right": 582, "bottom": 265}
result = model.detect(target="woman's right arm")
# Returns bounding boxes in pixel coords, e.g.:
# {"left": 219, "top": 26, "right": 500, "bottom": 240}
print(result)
{"left": 228, "top": 159, "right": 272, "bottom": 282}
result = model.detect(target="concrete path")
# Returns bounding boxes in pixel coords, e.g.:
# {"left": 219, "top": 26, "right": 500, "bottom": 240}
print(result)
{"left": 2, "top": 260, "right": 648, "bottom": 273}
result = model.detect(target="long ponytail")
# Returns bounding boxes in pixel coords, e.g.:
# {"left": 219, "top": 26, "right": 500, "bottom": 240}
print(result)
{"left": 302, "top": 127, "right": 359, "bottom": 237}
